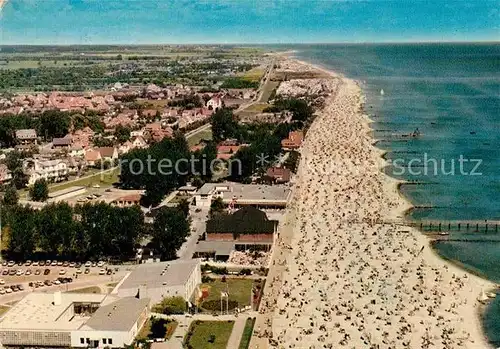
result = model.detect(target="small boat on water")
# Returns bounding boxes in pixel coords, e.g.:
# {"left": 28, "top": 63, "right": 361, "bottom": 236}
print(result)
{"left": 380, "top": 89, "right": 385, "bottom": 96}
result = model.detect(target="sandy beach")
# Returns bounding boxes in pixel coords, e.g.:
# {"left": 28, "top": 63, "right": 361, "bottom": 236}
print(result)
{"left": 252, "top": 58, "right": 496, "bottom": 349}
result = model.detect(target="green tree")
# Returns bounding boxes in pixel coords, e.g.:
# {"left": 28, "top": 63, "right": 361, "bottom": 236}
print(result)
{"left": 152, "top": 296, "right": 187, "bottom": 315}
{"left": 5, "top": 150, "right": 28, "bottom": 189}
{"left": 29, "top": 179, "right": 49, "bottom": 202}
{"left": 2, "top": 185, "right": 19, "bottom": 206}
{"left": 115, "top": 124, "right": 131, "bottom": 144}
{"left": 209, "top": 197, "right": 225, "bottom": 217}
{"left": 151, "top": 207, "right": 190, "bottom": 260}
{"left": 211, "top": 108, "right": 240, "bottom": 143}
{"left": 39, "top": 110, "right": 71, "bottom": 140}
{"left": 8, "top": 205, "right": 37, "bottom": 259}
{"left": 37, "top": 202, "right": 75, "bottom": 256}
{"left": 178, "top": 198, "right": 190, "bottom": 218}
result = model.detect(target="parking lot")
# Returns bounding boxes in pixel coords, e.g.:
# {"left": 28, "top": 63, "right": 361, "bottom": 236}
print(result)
{"left": 0, "top": 260, "right": 121, "bottom": 296}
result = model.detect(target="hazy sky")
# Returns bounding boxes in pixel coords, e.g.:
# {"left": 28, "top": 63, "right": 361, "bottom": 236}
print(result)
{"left": 1, "top": 0, "right": 499, "bottom": 44}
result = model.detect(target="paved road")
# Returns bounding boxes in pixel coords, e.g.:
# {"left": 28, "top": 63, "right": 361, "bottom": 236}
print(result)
{"left": 177, "top": 206, "right": 209, "bottom": 260}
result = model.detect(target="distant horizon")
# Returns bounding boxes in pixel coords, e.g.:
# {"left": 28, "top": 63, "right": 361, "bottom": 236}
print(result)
{"left": 1, "top": 40, "right": 499, "bottom": 47}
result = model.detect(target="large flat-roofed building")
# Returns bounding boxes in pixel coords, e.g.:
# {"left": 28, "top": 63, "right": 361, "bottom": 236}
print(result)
{"left": 0, "top": 292, "right": 149, "bottom": 348}
{"left": 114, "top": 259, "right": 201, "bottom": 304}
{"left": 194, "top": 183, "right": 291, "bottom": 209}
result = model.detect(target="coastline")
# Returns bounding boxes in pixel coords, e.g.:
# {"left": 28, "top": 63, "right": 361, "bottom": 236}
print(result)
{"left": 0, "top": 0, "right": 7, "bottom": 11}
{"left": 253, "top": 57, "right": 496, "bottom": 348}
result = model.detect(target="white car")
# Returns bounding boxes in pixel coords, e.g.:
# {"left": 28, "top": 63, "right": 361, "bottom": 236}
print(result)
{"left": 97, "top": 261, "right": 105, "bottom": 267}
{"left": 84, "top": 261, "right": 92, "bottom": 268}
{"left": 5, "top": 288, "right": 12, "bottom": 294}
{"left": 53, "top": 280, "right": 61, "bottom": 285}
{"left": 25, "top": 270, "right": 31, "bottom": 276}
{"left": 0, "top": 279, "right": 4, "bottom": 285}
{"left": 15, "top": 270, "right": 23, "bottom": 276}
{"left": 7, "top": 261, "right": 15, "bottom": 267}
{"left": 99, "top": 269, "right": 106, "bottom": 275}
{"left": 76, "top": 269, "right": 82, "bottom": 274}
{"left": 0, "top": 289, "right": 5, "bottom": 295}
{"left": 50, "top": 261, "right": 57, "bottom": 266}
{"left": 59, "top": 269, "right": 66, "bottom": 275}
{"left": 32, "top": 261, "right": 39, "bottom": 266}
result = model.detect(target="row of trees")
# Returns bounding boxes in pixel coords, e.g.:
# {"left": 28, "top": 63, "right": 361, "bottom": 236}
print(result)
{"left": 1, "top": 200, "right": 190, "bottom": 262}
{"left": 120, "top": 132, "right": 217, "bottom": 206}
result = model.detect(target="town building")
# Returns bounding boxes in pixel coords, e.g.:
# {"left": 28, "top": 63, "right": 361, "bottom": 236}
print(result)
{"left": 15, "top": 129, "right": 38, "bottom": 145}
{"left": 112, "top": 194, "right": 141, "bottom": 207}
{"left": 206, "top": 96, "right": 223, "bottom": 111}
{"left": 194, "top": 183, "right": 291, "bottom": 209}
{"left": 0, "top": 292, "right": 149, "bottom": 348}
{"left": 113, "top": 259, "right": 201, "bottom": 304}
{"left": 25, "top": 159, "right": 69, "bottom": 185}
{"left": 281, "top": 130, "right": 304, "bottom": 150}
{"left": 265, "top": 167, "right": 291, "bottom": 183}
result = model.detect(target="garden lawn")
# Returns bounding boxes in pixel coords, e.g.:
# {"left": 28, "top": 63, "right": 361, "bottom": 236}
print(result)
{"left": 185, "top": 320, "right": 234, "bottom": 349}
{"left": 238, "top": 317, "right": 256, "bottom": 349}
{"left": 200, "top": 278, "right": 253, "bottom": 310}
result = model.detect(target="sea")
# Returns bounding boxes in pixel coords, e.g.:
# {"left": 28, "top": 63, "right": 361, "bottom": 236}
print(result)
{"left": 292, "top": 43, "right": 500, "bottom": 346}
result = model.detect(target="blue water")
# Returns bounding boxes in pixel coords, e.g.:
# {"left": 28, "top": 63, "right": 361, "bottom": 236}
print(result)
{"left": 292, "top": 43, "right": 500, "bottom": 346}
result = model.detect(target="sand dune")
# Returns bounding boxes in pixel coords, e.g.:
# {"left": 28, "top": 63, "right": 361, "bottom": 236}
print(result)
{"left": 253, "top": 59, "right": 495, "bottom": 349}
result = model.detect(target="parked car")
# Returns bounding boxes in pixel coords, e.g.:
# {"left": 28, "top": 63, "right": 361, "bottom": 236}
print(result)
{"left": 8, "top": 270, "right": 16, "bottom": 276}
{"left": 75, "top": 262, "right": 82, "bottom": 269}
{"left": 0, "top": 289, "right": 5, "bottom": 295}
{"left": 7, "top": 261, "right": 15, "bottom": 267}
{"left": 76, "top": 269, "right": 82, "bottom": 274}
{"left": 17, "top": 284, "right": 24, "bottom": 291}
{"left": 63, "top": 261, "right": 69, "bottom": 267}
{"left": 85, "top": 261, "right": 92, "bottom": 268}
{"left": 84, "top": 268, "right": 90, "bottom": 274}
{"left": 44, "top": 269, "right": 50, "bottom": 275}
{"left": 45, "top": 260, "right": 51, "bottom": 266}
{"left": 2, "top": 270, "right": 8, "bottom": 275}
{"left": 25, "top": 260, "right": 32, "bottom": 266}
{"left": 59, "top": 269, "right": 66, "bottom": 275}
{"left": 51, "top": 261, "right": 57, "bottom": 266}
{"left": 106, "top": 269, "right": 112, "bottom": 275}
{"left": 53, "top": 280, "right": 61, "bottom": 285}
{"left": 57, "top": 261, "right": 63, "bottom": 266}
{"left": 32, "top": 261, "right": 39, "bottom": 266}
{"left": 25, "top": 269, "right": 31, "bottom": 276}
{"left": 5, "top": 288, "right": 12, "bottom": 294}
{"left": 0, "top": 279, "right": 4, "bottom": 285}
{"left": 39, "top": 261, "right": 45, "bottom": 266}
{"left": 15, "top": 270, "right": 23, "bottom": 276}
{"left": 44, "top": 280, "right": 52, "bottom": 286}
{"left": 99, "top": 269, "right": 106, "bottom": 275}
{"left": 10, "top": 285, "right": 18, "bottom": 292}
{"left": 69, "top": 262, "right": 76, "bottom": 268}
{"left": 1, "top": 261, "right": 6, "bottom": 266}
{"left": 35, "top": 269, "right": 41, "bottom": 275}
{"left": 97, "top": 261, "right": 105, "bottom": 267}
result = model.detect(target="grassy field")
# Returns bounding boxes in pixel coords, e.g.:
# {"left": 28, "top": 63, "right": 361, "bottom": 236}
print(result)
{"left": 238, "top": 317, "right": 256, "bottom": 349}
{"left": 187, "top": 128, "right": 213, "bottom": 147}
{"left": 200, "top": 278, "right": 253, "bottom": 310}
{"left": 66, "top": 286, "right": 102, "bottom": 294}
{"left": 241, "top": 67, "right": 265, "bottom": 82}
{"left": 239, "top": 103, "right": 268, "bottom": 113}
{"left": 48, "top": 167, "right": 120, "bottom": 193}
{"left": 184, "top": 320, "right": 234, "bottom": 349}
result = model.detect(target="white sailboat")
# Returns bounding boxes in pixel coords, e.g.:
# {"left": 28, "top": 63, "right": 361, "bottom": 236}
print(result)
{"left": 380, "top": 89, "right": 385, "bottom": 96}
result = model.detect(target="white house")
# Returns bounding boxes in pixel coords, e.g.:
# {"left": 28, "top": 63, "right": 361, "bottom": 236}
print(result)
{"left": 26, "top": 159, "right": 68, "bottom": 185}
{"left": 206, "top": 96, "right": 223, "bottom": 111}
